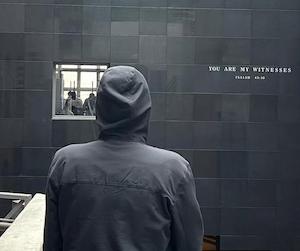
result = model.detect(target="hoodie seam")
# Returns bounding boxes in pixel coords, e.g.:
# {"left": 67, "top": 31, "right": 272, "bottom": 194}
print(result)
{"left": 60, "top": 181, "right": 165, "bottom": 195}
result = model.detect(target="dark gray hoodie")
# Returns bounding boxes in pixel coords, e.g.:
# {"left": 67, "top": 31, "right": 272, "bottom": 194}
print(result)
{"left": 44, "top": 66, "right": 204, "bottom": 251}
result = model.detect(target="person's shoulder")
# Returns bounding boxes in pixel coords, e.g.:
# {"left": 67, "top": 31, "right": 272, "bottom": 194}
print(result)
{"left": 144, "top": 144, "right": 191, "bottom": 175}
{"left": 54, "top": 141, "right": 98, "bottom": 160}
{"left": 147, "top": 144, "right": 186, "bottom": 161}
{"left": 142, "top": 145, "right": 194, "bottom": 196}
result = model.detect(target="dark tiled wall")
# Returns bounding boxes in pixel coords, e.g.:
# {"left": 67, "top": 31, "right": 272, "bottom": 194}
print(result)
{"left": 0, "top": 1, "right": 299, "bottom": 250}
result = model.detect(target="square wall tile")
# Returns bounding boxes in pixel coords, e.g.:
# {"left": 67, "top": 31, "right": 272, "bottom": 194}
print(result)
{"left": 194, "top": 94, "right": 222, "bottom": 121}
{"left": 165, "top": 122, "right": 193, "bottom": 149}
{"left": 222, "top": 38, "right": 251, "bottom": 64}
{"left": 111, "top": 7, "right": 139, "bottom": 35}
{"left": 280, "top": 124, "right": 300, "bottom": 150}
{"left": 191, "top": 151, "right": 219, "bottom": 178}
{"left": 111, "top": 36, "right": 139, "bottom": 63}
{"left": 165, "top": 94, "right": 194, "bottom": 121}
{"left": 21, "top": 148, "right": 56, "bottom": 176}
{"left": 195, "top": 9, "right": 223, "bottom": 36}
{"left": 82, "top": 35, "right": 110, "bottom": 61}
{"left": 0, "top": 148, "right": 22, "bottom": 176}
{"left": 219, "top": 151, "right": 247, "bottom": 178}
{"left": 249, "top": 95, "right": 278, "bottom": 122}
{"left": 277, "top": 181, "right": 300, "bottom": 208}
{"left": 247, "top": 124, "right": 279, "bottom": 151}
{"left": 223, "top": 10, "right": 251, "bottom": 37}
{"left": 54, "top": 6, "right": 82, "bottom": 33}
{"left": 83, "top": 6, "right": 110, "bottom": 35}
{"left": 221, "top": 123, "right": 247, "bottom": 149}
{"left": 0, "top": 4, "right": 24, "bottom": 32}
{"left": 195, "top": 38, "right": 223, "bottom": 64}
{"left": 220, "top": 208, "right": 249, "bottom": 235}
{"left": 140, "top": 8, "right": 166, "bottom": 35}
{"left": 0, "top": 34, "right": 24, "bottom": 60}
{"left": 195, "top": 178, "right": 220, "bottom": 207}
{"left": 280, "top": 12, "right": 300, "bottom": 39}
{"left": 280, "top": 39, "right": 300, "bottom": 65}
{"left": 279, "top": 151, "right": 300, "bottom": 180}
{"left": 252, "top": 11, "right": 280, "bottom": 38}
{"left": 142, "top": 64, "right": 167, "bottom": 92}
{"left": 167, "top": 37, "right": 196, "bottom": 64}
{"left": 248, "top": 152, "right": 279, "bottom": 179}
{"left": 221, "top": 94, "right": 249, "bottom": 121}
{"left": 25, "top": 4, "right": 54, "bottom": 32}
{"left": 54, "top": 34, "right": 82, "bottom": 61}
{"left": 251, "top": 39, "right": 280, "bottom": 65}
{"left": 168, "top": 9, "right": 223, "bottom": 37}
{"left": 167, "top": 65, "right": 211, "bottom": 93}
{"left": 279, "top": 67, "right": 300, "bottom": 95}
{"left": 221, "top": 179, "right": 248, "bottom": 207}
{"left": 193, "top": 122, "right": 222, "bottom": 149}
{"left": 139, "top": 36, "right": 166, "bottom": 64}
{"left": 52, "top": 120, "right": 98, "bottom": 147}
{"left": 0, "top": 91, "right": 24, "bottom": 118}
{"left": 247, "top": 180, "right": 277, "bottom": 207}
{"left": 25, "top": 34, "right": 54, "bottom": 61}
{"left": 247, "top": 208, "right": 277, "bottom": 235}
{"left": 0, "top": 61, "right": 25, "bottom": 89}
{"left": 25, "top": 62, "right": 52, "bottom": 90}
{"left": 0, "top": 119, "right": 24, "bottom": 147}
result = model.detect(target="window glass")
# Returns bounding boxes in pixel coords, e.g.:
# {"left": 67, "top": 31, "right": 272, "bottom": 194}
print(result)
{"left": 81, "top": 72, "right": 97, "bottom": 89}
{"left": 80, "top": 65, "right": 97, "bottom": 69}
{"left": 61, "top": 71, "right": 77, "bottom": 89}
{"left": 61, "top": 65, "right": 78, "bottom": 69}
{"left": 53, "top": 63, "right": 109, "bottom": 119}
{"left": 100, "top": 65, "right": 108, "bottom": 70}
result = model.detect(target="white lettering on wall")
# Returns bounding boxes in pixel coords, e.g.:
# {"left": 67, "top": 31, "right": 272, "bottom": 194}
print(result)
{"left": 208, "top": 65, "right": 293, "bottom": 81}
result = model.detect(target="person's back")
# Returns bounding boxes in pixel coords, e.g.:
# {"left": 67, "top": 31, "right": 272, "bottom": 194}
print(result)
{"left": 44, "top": 66, "right": 204, "bottom": 251}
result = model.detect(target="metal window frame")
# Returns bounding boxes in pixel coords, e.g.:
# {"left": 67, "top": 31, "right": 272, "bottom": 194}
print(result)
{"left": 52, "top": 63, "right": 109, "bottom": 120}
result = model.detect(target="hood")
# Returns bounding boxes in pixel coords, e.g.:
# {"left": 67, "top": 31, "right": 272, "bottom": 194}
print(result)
{"left": 96, "top": 66, "right": 152, "bottom": 143}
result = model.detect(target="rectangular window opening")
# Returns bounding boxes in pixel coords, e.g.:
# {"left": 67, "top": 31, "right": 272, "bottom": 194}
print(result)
{"left": 52, "top": 63, "right": 109, "bottom": 120}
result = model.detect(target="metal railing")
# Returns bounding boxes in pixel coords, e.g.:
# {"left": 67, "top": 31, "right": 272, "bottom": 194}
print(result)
{"left": 0, "top": 192, "right": 32, "bottom": 232}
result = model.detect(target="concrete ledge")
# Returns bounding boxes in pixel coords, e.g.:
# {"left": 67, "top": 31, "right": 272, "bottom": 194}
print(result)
{"left": 0, "top": 193, "right": 45, "bottom": 251}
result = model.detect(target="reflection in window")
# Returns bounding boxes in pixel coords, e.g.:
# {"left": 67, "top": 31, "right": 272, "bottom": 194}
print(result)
{"left": 53, "top": 63, "right": 109, "bottom": 119}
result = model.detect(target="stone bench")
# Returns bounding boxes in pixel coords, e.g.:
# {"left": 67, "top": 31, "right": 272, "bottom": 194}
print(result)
{"left": 0, "top": 193, "right": 45, "bottom": 251}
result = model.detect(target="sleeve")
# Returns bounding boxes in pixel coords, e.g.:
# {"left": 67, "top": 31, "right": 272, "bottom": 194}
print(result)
{"left": 43, "top": 151, "right": 65, "bottom": 251}
{"left": 169, "top": 165, "right": 204, "bottom": 251}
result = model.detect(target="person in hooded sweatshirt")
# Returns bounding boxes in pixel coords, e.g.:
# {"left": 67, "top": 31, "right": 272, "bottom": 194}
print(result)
{"left": 43, "top": 66, "right": 204, "bottom": 251}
